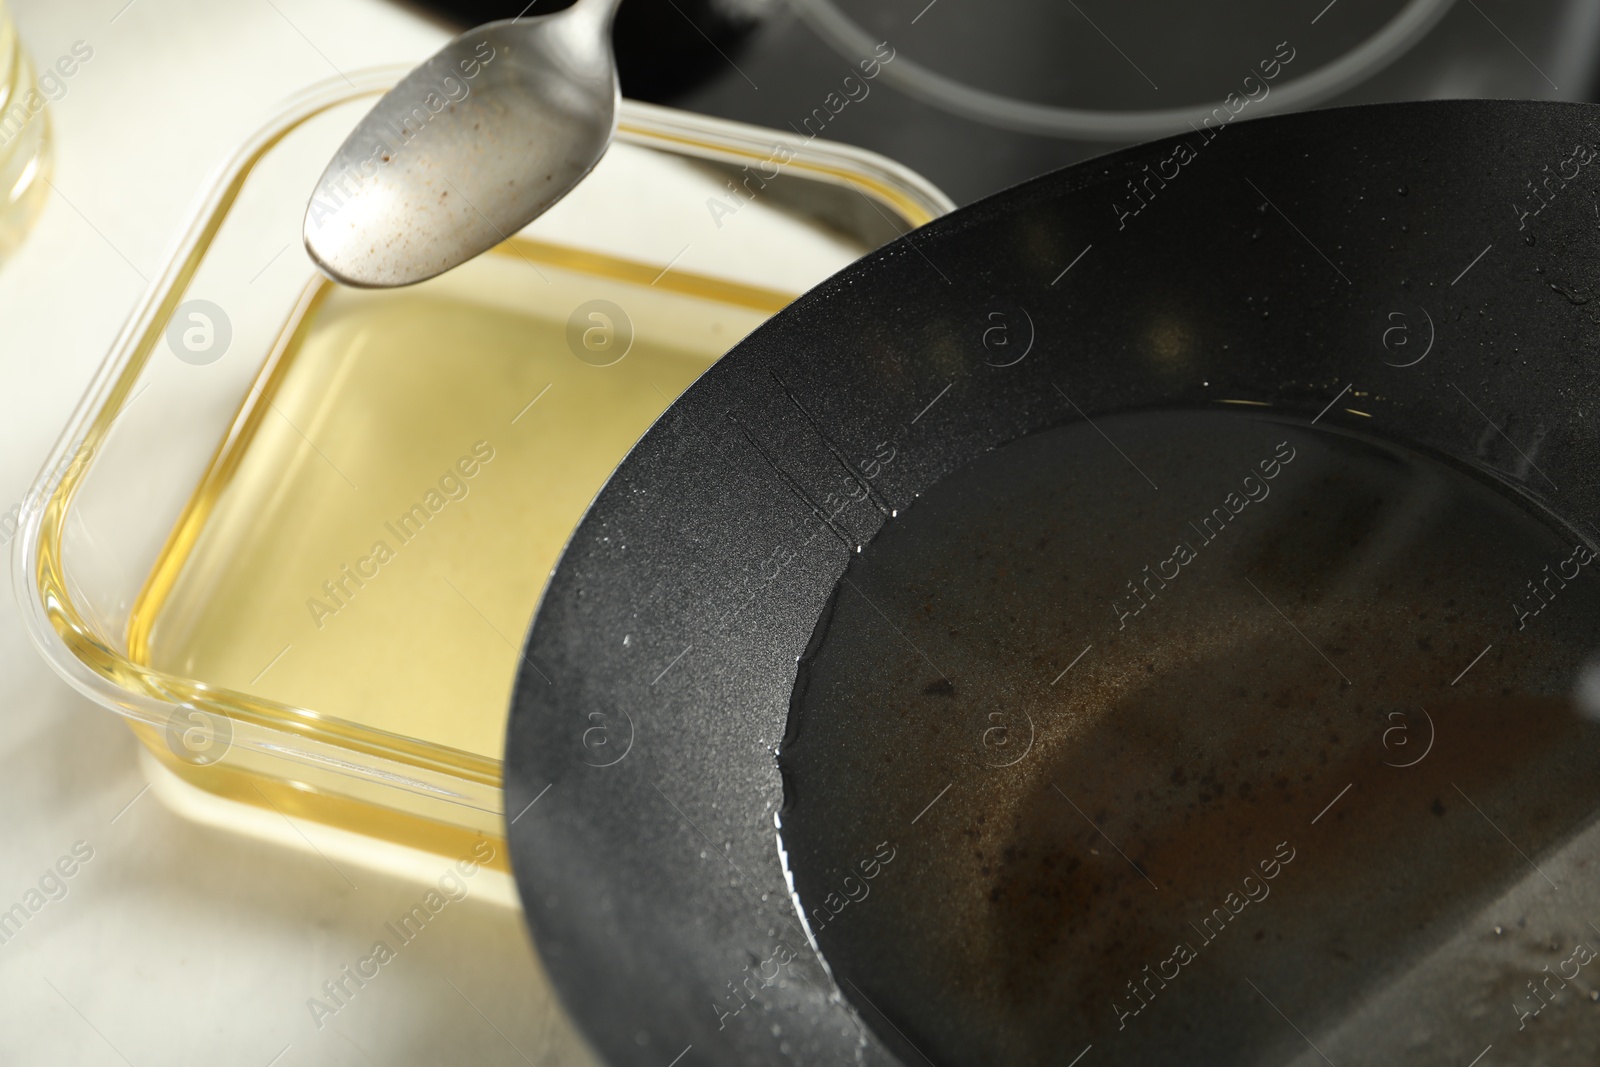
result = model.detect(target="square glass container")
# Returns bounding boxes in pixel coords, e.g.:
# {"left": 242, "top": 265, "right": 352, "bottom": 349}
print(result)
{"left": 15, "top": 67, "right": 950, "bottom": 870}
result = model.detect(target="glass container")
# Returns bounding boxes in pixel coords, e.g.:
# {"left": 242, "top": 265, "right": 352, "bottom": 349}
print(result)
{"left": 0, "top": 0, "right": 51, "bottom": 261}
{"left": 15, "top": 66, "right": 950, "bottom": 871}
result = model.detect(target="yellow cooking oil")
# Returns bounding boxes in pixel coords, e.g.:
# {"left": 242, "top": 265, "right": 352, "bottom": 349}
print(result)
{"left": 128, "top": 239, "right": 788, "bottom": 762}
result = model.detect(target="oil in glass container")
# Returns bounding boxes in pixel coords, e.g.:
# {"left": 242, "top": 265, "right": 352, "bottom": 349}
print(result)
{"left": 131, "top": 241, "right": 786, "bottom": 762}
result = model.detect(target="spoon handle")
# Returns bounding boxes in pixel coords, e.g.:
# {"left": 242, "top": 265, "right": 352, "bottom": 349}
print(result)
{"left": 567, "top": 0, "right": 624, "bottom": 28}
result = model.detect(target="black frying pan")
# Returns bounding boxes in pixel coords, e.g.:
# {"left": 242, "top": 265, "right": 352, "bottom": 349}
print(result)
{"left": 505, "top": 100, "right": 1600, "bottom": 1066}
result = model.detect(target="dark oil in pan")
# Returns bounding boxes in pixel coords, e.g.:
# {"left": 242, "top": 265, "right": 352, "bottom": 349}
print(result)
{"left": 777, "top": 410, "right": 1600, "bottom": 1067}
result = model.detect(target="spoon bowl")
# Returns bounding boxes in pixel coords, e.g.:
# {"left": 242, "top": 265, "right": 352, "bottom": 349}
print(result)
{"left": 304, "top": 0, "right": 621, "bottom": 288}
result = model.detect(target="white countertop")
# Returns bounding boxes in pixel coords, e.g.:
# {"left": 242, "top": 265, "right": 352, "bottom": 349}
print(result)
{"left": 0, "top": 2, "right": 604, "bottom": 1063}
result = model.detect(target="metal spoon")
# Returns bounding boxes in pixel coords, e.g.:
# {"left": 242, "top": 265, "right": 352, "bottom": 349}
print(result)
{"left": 303, "top": 0, "right": 623, "bottom": 288}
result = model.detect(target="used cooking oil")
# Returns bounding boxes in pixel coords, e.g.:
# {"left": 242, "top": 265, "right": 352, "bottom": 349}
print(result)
{"left": 130, "top": 239, "right": 787, "bottom": 761}
{"left": 779, "top": 409, "right": 1600, "bottom": 1066}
